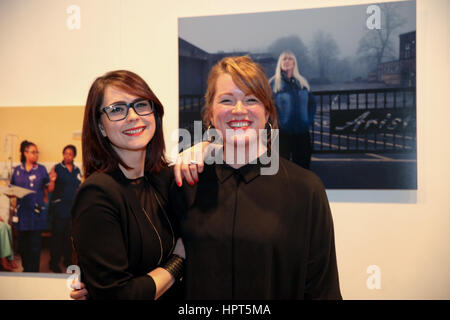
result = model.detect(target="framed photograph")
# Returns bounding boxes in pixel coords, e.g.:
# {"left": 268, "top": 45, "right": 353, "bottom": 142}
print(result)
{"left": 178, "top": 0, "right": 416, "bottom": 190}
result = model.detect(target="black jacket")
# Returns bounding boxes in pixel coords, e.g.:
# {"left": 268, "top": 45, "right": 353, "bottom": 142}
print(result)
{"left": 71, "top": 167, "right": 181, "bottom": 300}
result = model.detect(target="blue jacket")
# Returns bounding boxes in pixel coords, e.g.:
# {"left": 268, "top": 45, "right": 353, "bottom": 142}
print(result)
{"left": 270, "top": 72, "right": 317, "bottom": 134}
{"left": 10, "top": 163, "right": 49, "bottom": 231}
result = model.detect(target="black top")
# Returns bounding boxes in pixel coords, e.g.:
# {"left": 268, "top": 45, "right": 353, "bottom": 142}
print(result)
{"left": 71, "top": 167, "right": 181, "bottom": 300}
{"left": 171, "top": 156, "right": 342, "bottom": 300}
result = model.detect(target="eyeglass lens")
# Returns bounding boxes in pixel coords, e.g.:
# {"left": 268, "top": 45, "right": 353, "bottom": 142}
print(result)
{"left": 105, "top": 100, "right": 153, "bottom": 121}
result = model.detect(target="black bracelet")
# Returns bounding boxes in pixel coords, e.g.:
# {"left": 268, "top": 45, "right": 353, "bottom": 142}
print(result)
{"left": 161, "top": 254, "right": 184, "bottom": 281}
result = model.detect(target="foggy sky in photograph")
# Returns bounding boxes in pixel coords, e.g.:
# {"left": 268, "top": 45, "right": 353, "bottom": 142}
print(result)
{"left": 178, "top": 1, "right": 416, "bottom": 59}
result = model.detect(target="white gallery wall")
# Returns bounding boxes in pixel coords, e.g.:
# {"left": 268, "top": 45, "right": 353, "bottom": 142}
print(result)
{"left": 0, "top": 0, "right": 449, "bottom": 299}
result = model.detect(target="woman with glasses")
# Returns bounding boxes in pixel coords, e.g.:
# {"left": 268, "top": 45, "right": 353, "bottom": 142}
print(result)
{"left": 9, "top": 140, "right": 55, "bottom": 272}
{"left": 70, "top": 70, "right": 185, "bottom": 299}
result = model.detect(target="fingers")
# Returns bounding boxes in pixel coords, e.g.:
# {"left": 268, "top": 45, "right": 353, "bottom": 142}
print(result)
{"left": 70, "top": 281, "right": 88, "bottom": 300}
{"left": 181, "top": 162, "right": 196, "bottom": 186}
{"left": 70, "top": 288, "right": 88, "bottom": 300}
{"left": 189, "top": 163, "right": 199, "bottom": 184}
{"left": 196, "top": 143, "right": 208, "bottom": 174}
{"left": 173, "top": 141, "right": 211, "bottom": 187}
{"left": 173, "top": 161, "right": 195, "bottom": 187}
{"left": 173, "top": 161, "right": 183, "bottom": 187}
{"left": 173, "top": 153, "right": 197, "bottom": 187}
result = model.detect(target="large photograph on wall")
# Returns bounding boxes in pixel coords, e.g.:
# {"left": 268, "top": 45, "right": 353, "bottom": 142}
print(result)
{"left": 178, "top": 0, "right": 417, "bottom": 189}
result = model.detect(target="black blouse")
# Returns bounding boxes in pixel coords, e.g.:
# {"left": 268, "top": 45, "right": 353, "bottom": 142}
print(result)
{"left": 128, "top": 176, "right": 174, "bottom": 264}
{"left": 171, "top": 156, "right": 342, "bottom": 300}
{"left": 71, "top": 168, "right": 181, "bottom": 300}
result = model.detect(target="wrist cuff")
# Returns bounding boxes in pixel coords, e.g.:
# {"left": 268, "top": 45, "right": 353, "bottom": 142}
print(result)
{"left": 161, "top": 254, "right": 184, "bottom": 281}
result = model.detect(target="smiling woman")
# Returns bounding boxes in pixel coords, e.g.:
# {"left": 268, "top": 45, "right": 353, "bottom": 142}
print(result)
{"left": 172, "top": 56, "right": 342, "bottom": 299}
{"left": 203, "top": 56, "right": 278, "bottom": 167}
{"left": 81, "top": 71, "right": 166, "bottom": 179}
{"left": 10, "top": 140, "right": 52, "bottom": 273}
{"left": 71, "top": 70, "right": 186, "bottom": 299}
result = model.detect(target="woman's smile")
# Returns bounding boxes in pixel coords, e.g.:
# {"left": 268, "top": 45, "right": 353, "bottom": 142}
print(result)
{"left": 227, "top": 120, "right": 252, "bottom": 130}
{"left": 122, "top": 125, "right": 147, "bottom": 136}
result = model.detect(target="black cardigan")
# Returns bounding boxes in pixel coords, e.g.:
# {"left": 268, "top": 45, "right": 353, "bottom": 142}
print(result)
{"left": 71, "top": 167, "right": 181, "bottom": 300}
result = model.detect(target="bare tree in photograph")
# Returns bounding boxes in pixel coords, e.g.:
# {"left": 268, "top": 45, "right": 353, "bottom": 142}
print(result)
{"left": 310, "top": 30, "right": 340, "bottom": 83}
{"left": 357, "top": 3, "right": 406, "bottom": 72}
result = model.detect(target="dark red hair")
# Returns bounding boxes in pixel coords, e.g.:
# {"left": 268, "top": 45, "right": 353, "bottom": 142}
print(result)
{"left": 82, "top": 70, "right": 167, "bottom": 178}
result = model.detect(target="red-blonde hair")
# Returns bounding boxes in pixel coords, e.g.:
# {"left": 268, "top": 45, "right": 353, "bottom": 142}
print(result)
{"left": 202, "top": 56, "right": 278, "bottom": 129}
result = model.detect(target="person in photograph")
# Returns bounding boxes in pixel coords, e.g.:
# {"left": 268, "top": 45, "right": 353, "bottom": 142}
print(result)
{"left": 0, "top": 189, "right": 16, "bottom": 271}
{"left": 70, "top": 70, "right": 186, "bottom": 299}
{"left": 270, "top": 51, "right": 317, "bottom": 169}
{"left": 0, "top": 218, "right": 16, "bottom": 271}
{"left": 48, "top": 145, "right": 82, "bottom": 273}
{"left": 9, "top": 140, "right": 53, "bottom": 272}
{"left": 173, "top": 56, "right": 341, "bottom": 299}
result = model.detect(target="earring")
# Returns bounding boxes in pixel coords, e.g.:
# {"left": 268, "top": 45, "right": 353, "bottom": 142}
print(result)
{"left": 265, "top": 120, "right": 278, "bottom": 148}
{"left": 205, "top": 123, "right": 214, "bottom": 142}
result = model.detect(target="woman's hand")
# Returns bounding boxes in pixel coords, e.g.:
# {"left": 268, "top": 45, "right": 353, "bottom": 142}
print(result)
{"left": 70, "top": 281, "right": 88, "bottom": 300}
{"left": 173, "top": 141, "right": 210, "bottom": 187}
{"left": 47, "top": 166, "right": 57, "bottom": 194}
{"left": 49, "top": 167, "right": 57, "bottom": 183}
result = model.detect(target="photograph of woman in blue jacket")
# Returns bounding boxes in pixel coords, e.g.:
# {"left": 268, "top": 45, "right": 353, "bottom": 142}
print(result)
{"left": 270, "top": 51, "right": 316, "bottom": 169}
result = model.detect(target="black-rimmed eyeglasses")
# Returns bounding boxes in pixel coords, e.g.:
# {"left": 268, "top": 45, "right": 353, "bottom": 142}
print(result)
{"left": 101, "top": 99, "right": 155, "bottom": 121}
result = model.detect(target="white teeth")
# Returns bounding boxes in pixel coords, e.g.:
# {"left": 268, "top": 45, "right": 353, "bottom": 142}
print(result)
{"left": 229, "top": 121, "right": 250, "bottom": 128}
{"left": 124, "top": 127, "right": 145, "bottom": 134}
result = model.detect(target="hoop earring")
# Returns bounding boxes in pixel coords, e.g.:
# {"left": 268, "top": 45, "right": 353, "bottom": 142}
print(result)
{"left": 206, "top": 123, "right": 214, "bottom": 142}
{"left": 264, "top": 121, "right": 273, "bottom": 144}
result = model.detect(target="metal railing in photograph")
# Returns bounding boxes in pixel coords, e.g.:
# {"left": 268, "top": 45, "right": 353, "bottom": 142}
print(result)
{"left": 179, "top": 87, "right": 417, "bottom": 154}
{"left": 179, "top": 95, "right": 205, "bottom": 134}
{"left": 311, "top": 87, "right": 416, "bottom": 153}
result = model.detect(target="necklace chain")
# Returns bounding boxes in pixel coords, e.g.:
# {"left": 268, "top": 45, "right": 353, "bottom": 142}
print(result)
{"left": 142, "top": 207, "right": 164, "bottom": 265}
{"left": 141, "top": 192, "right": 175, "bottom": 266}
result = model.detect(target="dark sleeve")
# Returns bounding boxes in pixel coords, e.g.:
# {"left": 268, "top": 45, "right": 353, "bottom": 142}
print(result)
{"left": 304, "top": 181, "right": 342, "bottom": 300}
{"left": 42, "top": 167, "right": 49, "bottom": 186}
{"left": 10, "top": 167, "right": 17, "bottom": 185}
{"left": 308, "top": 92, "right": 317, "bottom": 126}
{"left": 71, "top": 185, "right": 157, "bottom": 300}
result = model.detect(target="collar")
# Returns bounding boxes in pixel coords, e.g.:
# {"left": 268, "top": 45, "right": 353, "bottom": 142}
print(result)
{"left": 281, "top": 71, "right": 300, "bottom": 86}
{"left": 61, "top": 161, "right": 78, "bottom": 170}
{"left": 20, "top": 163, "right": 38, "bottom": 171}
{"left": 215, "top": 154, "right": 272, "bottom": 184}
{"left": 109, "top": 167, "right": 170, "bottom": 203}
